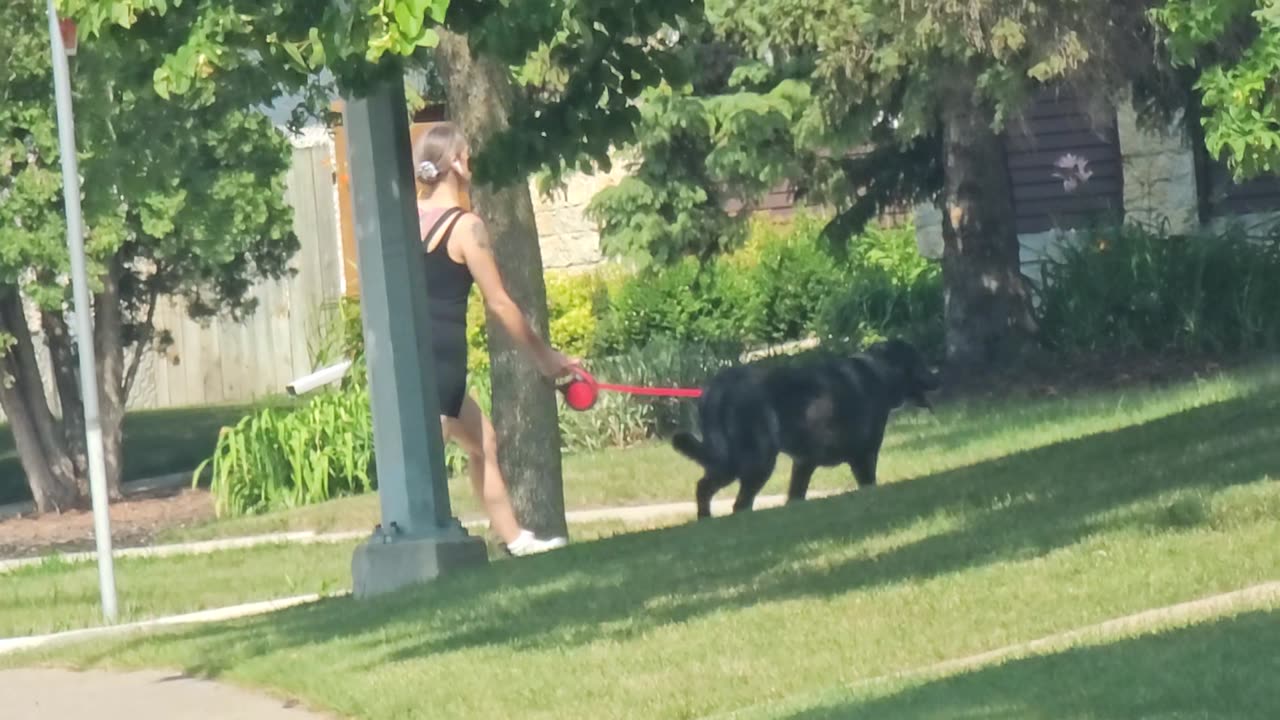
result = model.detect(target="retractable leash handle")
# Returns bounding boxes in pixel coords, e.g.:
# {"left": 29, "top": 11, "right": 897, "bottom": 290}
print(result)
{"left": 558, "top": 366, "right": 703, "bottom": 412}
{"left": 559, "top": 367, "right": 602, "bottom": 411}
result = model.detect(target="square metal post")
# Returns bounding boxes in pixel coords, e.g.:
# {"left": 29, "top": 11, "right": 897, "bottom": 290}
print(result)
{"left": 343, "top": 74, "right": 487, "bottom": 598}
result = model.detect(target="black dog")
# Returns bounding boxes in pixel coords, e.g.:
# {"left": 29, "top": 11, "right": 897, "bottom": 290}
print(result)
{"left": 673, "top": 339, "right": 940, "bottom": 518}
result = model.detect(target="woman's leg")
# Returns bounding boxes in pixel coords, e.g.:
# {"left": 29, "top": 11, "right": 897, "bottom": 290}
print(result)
{"left": 442, "top": 394, "right": 566, "bottom": 556}
{"left": 441, "top": 394, "right": 523, "bottom": 544}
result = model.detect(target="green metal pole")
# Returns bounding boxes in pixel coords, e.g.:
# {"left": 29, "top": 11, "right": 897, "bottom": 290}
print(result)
{"left": 343, "top": 72, "right": 487, "bottom": 596}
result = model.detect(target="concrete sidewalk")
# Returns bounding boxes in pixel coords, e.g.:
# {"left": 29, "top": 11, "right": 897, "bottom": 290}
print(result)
{"left": 0, "top": 668, "right": 334, "bottom": 719}
{"left": 1, "top": 490, "right": 841, "bottom": 574}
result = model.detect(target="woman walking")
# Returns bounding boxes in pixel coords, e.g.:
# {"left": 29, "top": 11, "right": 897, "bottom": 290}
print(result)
{"left": 413, "top": 122, "right": 574, "bottom": 556}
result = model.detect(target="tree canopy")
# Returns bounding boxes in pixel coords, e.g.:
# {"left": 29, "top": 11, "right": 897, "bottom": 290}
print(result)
{"left": 2, "top": 0, "right": 298, "bottom": 510}
{"left": 65, "top": 0, "right": 702, "bottom": 186}
{"left": 1154, "top": 0, "right": 1280, "bottom": 180}
{"left": 590, "top": 1, "right": 1165, "bottom": 261}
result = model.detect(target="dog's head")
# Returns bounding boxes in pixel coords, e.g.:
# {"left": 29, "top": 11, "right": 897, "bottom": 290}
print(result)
{"left": 865, "top": 339, "right": 941, "bottom": 410}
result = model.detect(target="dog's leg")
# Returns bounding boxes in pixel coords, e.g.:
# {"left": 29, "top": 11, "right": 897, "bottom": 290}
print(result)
{"left": 849, "top": 428, "right": 885, "bottom": 488}
{"left": 849, "top": 454, "right": 878, "bottom": 488}
{"left": 733, "top": 461, "right": 775, "bottom": 514}
{"left": 696, "top": 474, "right": 735, "bottom": 519}
{"left": 787, "top": 461, "right": 817, "bottom": 503}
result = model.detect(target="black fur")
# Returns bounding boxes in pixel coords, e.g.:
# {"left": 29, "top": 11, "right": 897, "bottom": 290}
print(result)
{"left": 673, "top": 339, "right": 940, "bottom": 519}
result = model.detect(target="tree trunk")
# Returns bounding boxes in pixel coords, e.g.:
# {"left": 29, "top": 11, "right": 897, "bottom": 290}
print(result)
{"left": 94, "top": 261, "right": 127, "bottom": 499}
{"left": 0, "top": 290, "right": 82, "bottom": 512}
{"left": 42, "top": 307, "right": 89, "bottom": 486}
{"left": 939, "top": 89, "right": 1037, "bottom": 370}
{"left": 435, "top": 31, "right": 569, "bottom": 539}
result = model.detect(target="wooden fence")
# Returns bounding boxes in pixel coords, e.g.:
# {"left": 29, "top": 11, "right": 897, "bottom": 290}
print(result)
{"left": 0, "top": 138, "right": 345, "bottom": 423}
{"left": 125, "top": 140, "right": 344, "bottom": 410}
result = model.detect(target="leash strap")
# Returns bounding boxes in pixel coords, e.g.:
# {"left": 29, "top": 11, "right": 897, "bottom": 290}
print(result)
{"left": 595, "top": 381, "right": 703, "bottom": 399}
{"left": 569, "top": 368, "right": 703, "bottom": 399}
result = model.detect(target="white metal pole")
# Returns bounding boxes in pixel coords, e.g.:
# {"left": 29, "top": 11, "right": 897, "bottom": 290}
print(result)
{"left": 46, "top": 0, "right": 118, "bottom": 623}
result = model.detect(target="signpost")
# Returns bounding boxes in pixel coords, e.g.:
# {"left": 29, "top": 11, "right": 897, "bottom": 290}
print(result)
{"left": 341, "top": 76, "right": 488, "bottom": 598}
{"left": 45, "top": 0, "right": 118, "bottom": 623}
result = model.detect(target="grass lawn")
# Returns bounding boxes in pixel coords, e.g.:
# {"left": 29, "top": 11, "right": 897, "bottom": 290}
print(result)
{"left": 0, "top": 518, "right": 678, "bottom": 639}
{"left": 6, "top": 362, "right": 1279, "bottom": 718}
{"left": 0, "top": 541, "right": 357, "bottom": 639}
{"left": 0, "top": 402, "right": 291, "bottom": 506}
{"left": 743, "top": 608, "right": 1280, "bottom": 719}
{"left": 171, "top": 360, "right": 1272, "bottom": 542}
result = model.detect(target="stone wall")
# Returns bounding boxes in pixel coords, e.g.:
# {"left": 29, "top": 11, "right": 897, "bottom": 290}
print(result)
{"left": 529, "top": 162, "right": 630, "bottom": 272}
{"left": 1114, "top": 101, "right": 1200, "bottom": 234}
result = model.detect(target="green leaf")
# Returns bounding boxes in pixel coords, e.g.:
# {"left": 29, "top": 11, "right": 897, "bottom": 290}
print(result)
{"left": 417, "top": 27, "right": 439, "bottom": 49}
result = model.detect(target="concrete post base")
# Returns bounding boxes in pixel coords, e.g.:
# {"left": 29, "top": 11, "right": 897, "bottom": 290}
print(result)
{"left": 351, "top": 532, "right": 489, "bottom": 599}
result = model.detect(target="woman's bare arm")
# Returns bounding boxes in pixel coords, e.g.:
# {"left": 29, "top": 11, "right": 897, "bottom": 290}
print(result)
{"left": 454, "top": 215, "right": 574, "bottom": 378}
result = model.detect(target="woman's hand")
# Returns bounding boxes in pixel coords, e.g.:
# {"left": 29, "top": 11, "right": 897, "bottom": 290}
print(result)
{"left": 536, "top": 348, "right": 580, "bottom": 380}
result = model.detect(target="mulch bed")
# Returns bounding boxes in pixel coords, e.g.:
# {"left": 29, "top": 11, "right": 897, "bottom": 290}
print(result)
{"left": 0, "top": 485, "right": 215, "bottom": 561}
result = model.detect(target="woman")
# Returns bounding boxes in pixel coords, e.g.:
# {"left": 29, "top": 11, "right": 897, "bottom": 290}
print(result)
{"left": 413, "top": 122, "right": 573, "bottom": 556}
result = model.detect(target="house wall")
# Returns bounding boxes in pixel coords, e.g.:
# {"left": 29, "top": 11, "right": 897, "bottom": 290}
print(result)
{"left": 914, "top": 91, "right": 1280, "bottom": 279}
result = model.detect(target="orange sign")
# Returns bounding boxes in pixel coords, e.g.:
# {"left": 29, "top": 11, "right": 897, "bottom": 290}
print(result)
{"left": 59, "top": 18, "right": 77, "bottom": 56}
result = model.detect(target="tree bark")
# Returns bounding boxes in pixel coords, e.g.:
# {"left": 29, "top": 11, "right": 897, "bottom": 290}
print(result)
{"left": 939, "top": 85, "right": 1037, "bottom": 370}
{"left": 42, "top": 307, "right": 89, "bottom": 486}
{"left": 94, "top": 262, "right": 127, "bottom": 499}
{"left": 0, "top": 290, "right": 82, "bottom": 512}
{"left": 435, "top": 31, "right": 569, "bottom": 539}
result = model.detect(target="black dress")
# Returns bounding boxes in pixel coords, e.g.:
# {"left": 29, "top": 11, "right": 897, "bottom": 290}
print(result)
{"left": 420, "top": 206, "right": 474, "bottom": 419}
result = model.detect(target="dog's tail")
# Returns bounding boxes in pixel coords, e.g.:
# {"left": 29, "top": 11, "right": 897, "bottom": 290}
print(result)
{"left": 672, "top": 431, "right": 713, "bottom": 467}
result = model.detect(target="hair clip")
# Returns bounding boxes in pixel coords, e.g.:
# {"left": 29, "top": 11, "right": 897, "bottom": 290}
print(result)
{"left": 417, "top": 161, "right": 440, "bottom": 181}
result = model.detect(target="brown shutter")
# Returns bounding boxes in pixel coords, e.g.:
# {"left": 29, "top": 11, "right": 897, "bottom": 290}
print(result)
{"left": 1202, "top": 161, "right": 1280, "bottom": 217}
{"left": 1003, "top": 88, "right": 1125, "bottom": 234}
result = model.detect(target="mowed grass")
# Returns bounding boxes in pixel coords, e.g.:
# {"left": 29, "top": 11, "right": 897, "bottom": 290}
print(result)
{"left": 170, "top": 361, "right": 1273, "bottom": 542}
{"left": 742, "top": 607, "right": 1280, "bottom": 719}
{"left": 0, "top": 518, "right": 680, "bottom": 639}
{"left": 0, "top": 541, "right": 356, "bottom": 639}
{"left": 7, "top": 363, "right": 1280, "bottom": 718}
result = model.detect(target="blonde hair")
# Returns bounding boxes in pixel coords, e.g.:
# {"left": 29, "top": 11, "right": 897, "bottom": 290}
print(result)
{"left": 412, "top": 122, "right": 469, "bottom": 194}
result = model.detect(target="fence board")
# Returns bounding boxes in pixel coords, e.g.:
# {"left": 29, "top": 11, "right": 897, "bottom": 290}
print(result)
{"left": 0, "top": 140, "right": 346, "bottom": 424}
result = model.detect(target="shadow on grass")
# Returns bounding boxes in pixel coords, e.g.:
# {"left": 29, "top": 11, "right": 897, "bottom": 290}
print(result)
{"left": 69, "top": 389, "right": 1280, "bottom": 679}
{"left": 779, "top": 608, "right": 1280, "bottom": 719}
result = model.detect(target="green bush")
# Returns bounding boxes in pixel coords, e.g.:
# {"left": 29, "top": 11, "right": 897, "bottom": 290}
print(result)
{"left": 465, "top": 269, "right": 616, "bottom": 373}
{"left": 812, "top": 222, "right": 945, "bottom": 358}
{"left": 1037, "top": 220, "right": 1280, "bottom": 356}
{"left": 199, "top": 370, "right": 375, "bottom": 518}
{"left": 588, "top": 212, "right": 939, "bottom": 354}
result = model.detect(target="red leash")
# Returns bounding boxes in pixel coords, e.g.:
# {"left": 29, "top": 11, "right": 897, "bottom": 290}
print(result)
{"left": 559, "top": 368, "right": 702, "bottom": 411}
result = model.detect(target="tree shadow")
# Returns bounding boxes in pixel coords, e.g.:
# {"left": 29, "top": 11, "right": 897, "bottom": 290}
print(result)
{"left": 779, "top": 608, "right": 1280, "bottom": 719}
{"left": 62, "top": 390, "right": 1280, "bottom": 683}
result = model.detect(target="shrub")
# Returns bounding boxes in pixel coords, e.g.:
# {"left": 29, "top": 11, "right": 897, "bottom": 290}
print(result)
{"left": 591, "top": 258, "right": 725, "bottom": 354}
{"left": 588, "top": 212, "right": 939, "bottom": 354}
{"left": 333, "top": 211, "right": 942, "bottom": 369}
{"left": 199, "top": 370, "right": 375, "bottom": 518}
{"left": 812, "top": 222, "right": 945, "bottom": 358}
{"left": 1037, "top": 220, "right": 1280, "bottom": 356}
{"left": 465, "top": 269, "right": 616, "bottom": 373}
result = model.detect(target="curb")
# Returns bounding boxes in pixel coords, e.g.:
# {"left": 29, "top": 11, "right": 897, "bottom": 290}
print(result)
{"left": 1, "top": 490, "right": 839, "bottom": 574}
{"left": 0, "top": 593, "right": 329, "bottom": 657}
{"left": 0, "top": 531, "right": 368, "bottom": 575}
